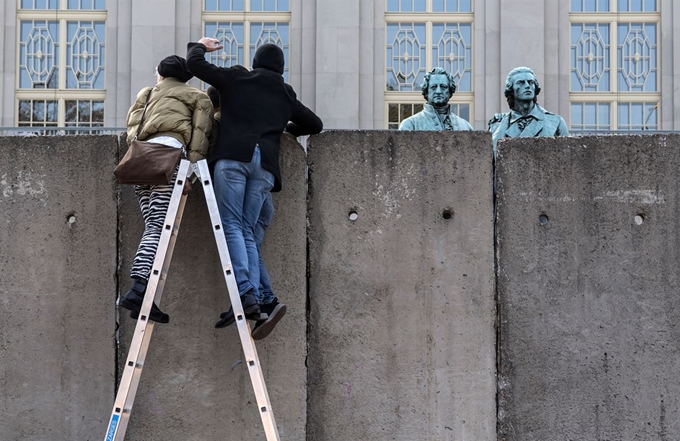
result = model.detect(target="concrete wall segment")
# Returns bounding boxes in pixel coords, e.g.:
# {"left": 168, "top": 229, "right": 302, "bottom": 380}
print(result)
{"left": 0, "top": 135, "right": 118, "bottom": 440}
{"left": 306, "top": 130, "right": 497, "bottom": 441}
{"left": 496, "top": 134, "right": 680, "bottom": 440}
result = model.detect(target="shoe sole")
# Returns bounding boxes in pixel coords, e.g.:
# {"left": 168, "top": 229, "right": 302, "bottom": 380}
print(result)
{"left": 251, "top": 304, "right": 286, "bottom": 341}
{"left": 215, "top": 303, "right": 261, "bottom": 328}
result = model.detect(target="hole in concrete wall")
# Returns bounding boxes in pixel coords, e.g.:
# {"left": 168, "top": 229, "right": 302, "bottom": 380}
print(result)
{"left": 348, "top": 210, "right": 358, "bottom": 221}
{"left": 66, "top": 213, "right": 77, "bottom": 224}
{"left": 538, "top": 214, "right": 549, "bottom": 225}
{"left": 634, "top": 214, "right": 645, "bottom": 225}
{"left": 442, "top": 209, "right": 453, "bottom": 220}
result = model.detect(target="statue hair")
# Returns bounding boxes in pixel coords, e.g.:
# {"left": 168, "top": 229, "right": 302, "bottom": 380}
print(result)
{"left": 420, "top": 67, "right": 457, "bottom": 101}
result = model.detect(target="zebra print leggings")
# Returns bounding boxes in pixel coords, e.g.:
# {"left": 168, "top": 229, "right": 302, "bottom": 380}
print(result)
{"left": 130, "top": 167, "right": 178, "bottom": 280}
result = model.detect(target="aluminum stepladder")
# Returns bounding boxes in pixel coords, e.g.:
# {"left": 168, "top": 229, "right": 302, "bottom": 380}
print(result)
{"left": 105, "top": 159, "right": 280, "bottom": 441}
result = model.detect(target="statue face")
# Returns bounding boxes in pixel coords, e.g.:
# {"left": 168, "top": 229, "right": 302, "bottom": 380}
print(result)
{"left": 511, "top": 71, "right": 537, "bottom": 103}
{"left": 427, "top": 74, "right": 451, "bottom": 106}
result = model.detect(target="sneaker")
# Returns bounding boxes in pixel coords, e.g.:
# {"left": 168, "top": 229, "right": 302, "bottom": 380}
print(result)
{"left": 251, "top": 298, "right": 286, "bottom": 340}
{"left": 215, "top": 291, "right": 263, "bottom": 328}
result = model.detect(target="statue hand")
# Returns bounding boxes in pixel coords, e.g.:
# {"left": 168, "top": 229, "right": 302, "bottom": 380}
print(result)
{"left": 198, "top": 37, "right": 223, "bottom": 52}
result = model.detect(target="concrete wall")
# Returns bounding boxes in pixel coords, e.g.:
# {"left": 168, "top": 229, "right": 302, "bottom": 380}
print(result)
{"left": 496, "top": 134, "right": 680, "bottom": 440}
{"left": 5, "top": 132, "right": 680, "bottom": 441}
{"left": 306, "top": 131, "right": 497, "bottom": 440}
{"left": 0, "top": 136, "right": 118, "bottom": 440}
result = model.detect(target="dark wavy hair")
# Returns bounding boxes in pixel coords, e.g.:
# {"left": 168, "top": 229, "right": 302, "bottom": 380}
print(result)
{"left": 207, "top": 85, "right": 220, "bottom": 110}
{"left": 504, "top": 66, "right": 541, "bottom": 109}
{"left": 420, "top": 67, "right": 457, "bottom": 101}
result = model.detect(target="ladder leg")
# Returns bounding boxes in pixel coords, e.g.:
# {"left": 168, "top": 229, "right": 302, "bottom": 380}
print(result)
{"left": 104, "top": 160, "right": 192, "bottom": 441}
{"left": 196, "top": 159, "right": 281, "bottom": 441}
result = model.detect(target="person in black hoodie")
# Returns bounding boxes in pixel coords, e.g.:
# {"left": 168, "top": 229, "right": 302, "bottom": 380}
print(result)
{"left": 186, "top": 37, "right": 322, "bottom": 337}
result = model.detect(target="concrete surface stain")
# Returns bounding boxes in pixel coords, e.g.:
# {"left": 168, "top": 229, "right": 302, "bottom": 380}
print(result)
{"left": 593, "top": 190, "right": 665, "bottom": 204}
{"left": 1, "top": 171, "right": 47, "bottom": 198}
{"left": 517, "top": 189, "right": 665, "bottom": 204}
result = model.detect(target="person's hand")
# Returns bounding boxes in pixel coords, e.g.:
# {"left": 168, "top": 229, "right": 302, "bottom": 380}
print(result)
{"left": 183, "top": 181, "right": 192, "bottom": 195}
{"left": 198, "top": 37, "right": 223, "bottom": 52}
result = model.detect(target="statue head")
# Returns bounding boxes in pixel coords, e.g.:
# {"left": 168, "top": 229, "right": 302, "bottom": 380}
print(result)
{"left": 420, "top": 67, "right": 457, "bottom": 107}
{"left": 504, "top": 66, "right": 541, "bottom": 110}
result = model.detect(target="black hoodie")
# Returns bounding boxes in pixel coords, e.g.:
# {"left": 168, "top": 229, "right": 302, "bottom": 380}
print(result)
{"left": 186, "top": 42, "right": 322, "bottom": 192}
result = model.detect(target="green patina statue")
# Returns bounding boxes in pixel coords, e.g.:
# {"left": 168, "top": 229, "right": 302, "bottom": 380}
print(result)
{"left": 399, "top": 67, "right": 473, "bottom": 131}
{"left": 490, "top": 66, "right": 568, "bottom": 149}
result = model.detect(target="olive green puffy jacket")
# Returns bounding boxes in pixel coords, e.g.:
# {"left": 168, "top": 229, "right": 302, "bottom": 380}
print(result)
{"left": 126, "top": 77, "right": 213, "bottom": 163}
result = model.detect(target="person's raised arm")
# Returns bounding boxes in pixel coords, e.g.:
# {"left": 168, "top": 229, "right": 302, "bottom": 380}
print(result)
{"left": 186, "top": 37, "right": 228, "bottom": 87}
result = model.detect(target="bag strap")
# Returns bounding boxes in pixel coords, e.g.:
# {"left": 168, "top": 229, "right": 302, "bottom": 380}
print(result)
{"left": 133, "top": 89, "right": 153, "bottom": 141}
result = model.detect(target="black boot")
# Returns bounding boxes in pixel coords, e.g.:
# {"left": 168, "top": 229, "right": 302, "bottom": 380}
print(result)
{"left": 119, "top": 277, "right": 170, "bottom": 324}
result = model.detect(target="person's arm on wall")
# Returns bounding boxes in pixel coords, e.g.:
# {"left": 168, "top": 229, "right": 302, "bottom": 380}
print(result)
{"left": 286, "top": 99, "right": 323, "bottom": 136}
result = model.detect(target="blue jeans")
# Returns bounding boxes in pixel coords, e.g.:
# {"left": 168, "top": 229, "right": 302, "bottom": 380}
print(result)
{"left": 213, "top": 146, "right": 274, "bottom": 298}
{"left": 254, "top": 192, "right": 275, "bottom": 304}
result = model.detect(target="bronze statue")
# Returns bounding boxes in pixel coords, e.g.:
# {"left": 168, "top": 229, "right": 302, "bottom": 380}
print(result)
{"left": 399, "top": 67, "right": 473, "bottom": 131}
{"left": 490, "top": 67, "right": 568, "bottom": 149}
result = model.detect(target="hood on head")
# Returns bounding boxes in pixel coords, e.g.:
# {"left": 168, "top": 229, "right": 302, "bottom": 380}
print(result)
{"left": 252, "top": 44, "right": 285, "bottom": 75}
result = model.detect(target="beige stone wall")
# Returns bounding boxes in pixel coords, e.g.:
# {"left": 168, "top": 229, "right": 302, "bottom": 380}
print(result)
{"left": 1, "top": 1, "right": 680, "bottom": 129}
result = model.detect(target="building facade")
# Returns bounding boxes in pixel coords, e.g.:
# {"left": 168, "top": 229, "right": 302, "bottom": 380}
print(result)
{"left": 1, "top": 0, "right": 678, "bottom": 133}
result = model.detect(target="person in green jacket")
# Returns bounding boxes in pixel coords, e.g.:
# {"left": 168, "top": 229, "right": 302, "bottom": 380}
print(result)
{"left": 119, "top": 55, "right": 213, "bottom": 324}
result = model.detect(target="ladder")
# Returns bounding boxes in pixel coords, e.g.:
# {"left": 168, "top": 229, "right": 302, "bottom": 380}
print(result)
{"left": 104, "top": 159, "right": 280, "bottom": 441}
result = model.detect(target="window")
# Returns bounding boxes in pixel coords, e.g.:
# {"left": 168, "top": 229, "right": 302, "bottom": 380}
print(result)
{"left": 16, "top": 0, "right": 106, "bottom": 132}
{"left": 569, "top": 0, "right": 659, "bottom": 132}
{"left": 202, "top": 0, "right": 291, "bottom": 82}
{"left": 385, "top": 0, "right": 473, "bottom": 128}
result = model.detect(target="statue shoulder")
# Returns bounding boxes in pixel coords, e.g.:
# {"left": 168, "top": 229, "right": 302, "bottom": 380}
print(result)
{"left": 398, "top": 115, "right": 417, "bottom": 130}
{"left": 540, "top": 107, "right": 569, "bottom": 135}
{"left": 488, "top": 112, "right": 508, "bottom": 132}
{"left": 455, "top": 114, "right": 474, "bottom": 130}
{"left": 543, "top": 110, "right": 567, "bottom": 124}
